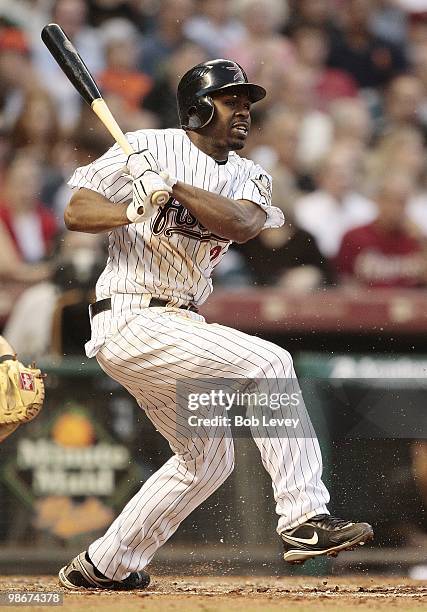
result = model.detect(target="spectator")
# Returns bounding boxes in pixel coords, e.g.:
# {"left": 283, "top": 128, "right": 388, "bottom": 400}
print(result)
{"left": 0, "top": 27, "right": 39, "bottom": 131}
{"left": 291, "top": 23, "right": 359, "bottom": 111}
{"left": 329, "top": 97, "right": 373, "bottom": 149}
{"left": 0, "top": 125, "right": 10, "bottom": 188}
{"left": 274, "top": 65, "right": 333, "bottom": 172}
{"left": 285, "top": 0, "right": 340, "bottom": 40}
{"left": 378, "top": 74, "right": 427, "bottom": 140}
{"left": 366, "top": 127, "right": 426, "bottom": 192}
{"left": 9, "top": 90, "right": 61, "bottom": 165}
{"left": 138, "top": 0, "right": 194, "bottom": 78}
{"left": 235, "top": 219, "right": 335, "bottom": 290}
{"left": 251, "top": 110, "right": 311, "bottom": 208}
{"left": 44, "top": 126, "right": 117, "bottom": 227}
{"left": 225, "top": 0, "right": 293, "bottom": 93}
{"left": 336, "top": 173, "right": 427, "bottom": 287}
{"left": 408, "top": 193, "right": 427, "bottom": 237}
{"left": 407, "top": 9, "right": 427, "bottom": 50}
{"left": 370, "top": 0, "right": 408, "bottom": 46}
{"left": 0, "top": 1, "right": 49, "bottom": 35}
{"left": 412, "top": 41, "right": 427, "bottom": 124}
{"left": 0, "top": 220, "right": 51, "bottom": 284}
{"left": 3, "top": 231, "right": 105, "bottom": 359}
{"left": 31, "top": 0, "right": 105, "bottom": 130}
{"left": 0, "top": 152, "right": 57, "bottom": 263}
{"left": 98, "top": 19, "right": 152, "bottom": 111}
{"left": 86, "top": 0, "right": 146, "bottom": 29}
{"left": 143, "top": 42, "right": 208, "bottom": 128}
{"left": 8, "top": 88, "right": 68, "bottom": 218}
{"left": 328, "top": 0, "right": 408, "bottom": 89}
{"left": 294, "top": 145, "right": 377, "bottom": 258}
{"left": 185, "top": 0, "right": 245, "bottom": 57}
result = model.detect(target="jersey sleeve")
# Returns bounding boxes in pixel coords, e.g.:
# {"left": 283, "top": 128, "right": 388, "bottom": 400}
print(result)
{"left": 233, "top": 163, "right": 284, "bottom": 230}
{"left": 67, "top": 131, "right": 148, "bottom": 204}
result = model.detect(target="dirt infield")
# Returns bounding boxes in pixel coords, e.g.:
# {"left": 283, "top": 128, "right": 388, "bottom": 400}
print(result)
{"left": 1, "top": 575, "right": 427, "bottom": 611}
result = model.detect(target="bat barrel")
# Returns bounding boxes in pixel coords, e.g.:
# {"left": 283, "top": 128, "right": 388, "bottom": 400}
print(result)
{"left": 41, "top": 23, "right": 101, "bottom": 106}
{"left": 41, "top": 23, "right": 170, "bottom": 208}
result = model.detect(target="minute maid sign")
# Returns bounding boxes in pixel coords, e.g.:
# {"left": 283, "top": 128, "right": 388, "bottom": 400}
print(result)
{"left": 2, "top": 405, "right": 141, "bottom": 508}
{"left": 17, "top": 439, "right": 129, "bottom": 496}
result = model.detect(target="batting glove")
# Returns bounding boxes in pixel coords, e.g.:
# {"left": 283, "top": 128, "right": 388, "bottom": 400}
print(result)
{"left": 159, "top": 170, "right": 178, "bottom": 189}
{"left": 127, "top": 171, "right": 172, "bottom": 223}
{"left": 126, "top": 149, "right": 160, "bottom": 180}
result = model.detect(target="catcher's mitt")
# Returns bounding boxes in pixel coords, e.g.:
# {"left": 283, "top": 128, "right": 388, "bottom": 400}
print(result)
{"left": 0, "top": 355, "right": 45, "bottom": 443}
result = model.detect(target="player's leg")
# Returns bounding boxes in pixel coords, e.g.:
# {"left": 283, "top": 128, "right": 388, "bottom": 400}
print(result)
{"left": 224, "top": 335, "right": 374, "bottom": 563}
{"left": 135, "top": 311, "right": 372, "bottom": 564}
{"left": 125, "top": 309, "right": 330, "bottom": 530}
{"left": 169, "top": 317, "right": 331, "bottom": 529}
{"left": 60, "top": 388, "right": 234, "bottom": 584}
{"left": 78, "top": 310, "right": 243, "bottom": 582}
{"left": 88, "top": 399, "right": 233, "bottom": 580}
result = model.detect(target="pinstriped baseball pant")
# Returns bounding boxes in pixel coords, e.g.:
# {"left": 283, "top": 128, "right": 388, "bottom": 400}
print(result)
{"left": 87, "top": 307, "right": 330, "bottom": 580}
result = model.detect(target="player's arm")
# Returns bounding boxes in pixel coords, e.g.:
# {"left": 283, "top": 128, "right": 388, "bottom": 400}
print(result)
{"left": 171, "top": 182, "right": 266, "bottom": 243}
{"left": 64, "top": 185, "right": 262, "bottom": 241}
{"left": 64, "top": 188, "right": 130, "bottom": 233}
{"left": 65, "top": 149, "right": 172, "bottom": 233}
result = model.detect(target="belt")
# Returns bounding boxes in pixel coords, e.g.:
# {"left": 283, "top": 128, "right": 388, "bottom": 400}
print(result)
{"left": 0, "top": 355, "right": 14, "bottom": 363}
{"left": 89, "top": 297, "right": 198, "bottom": 318}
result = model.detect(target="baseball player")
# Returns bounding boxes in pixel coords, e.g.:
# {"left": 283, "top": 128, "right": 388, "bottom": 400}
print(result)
{"left": 58, "top": 60, "right": 373, "bottom": 591}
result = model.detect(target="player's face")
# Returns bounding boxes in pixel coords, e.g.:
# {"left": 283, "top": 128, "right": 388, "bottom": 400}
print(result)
{"left": 209, "top": 89, "right": 252, "bottom": 151}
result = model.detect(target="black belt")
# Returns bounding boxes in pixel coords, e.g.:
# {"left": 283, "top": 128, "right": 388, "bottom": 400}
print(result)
{"left": 89, "top": 297, "right": 198, "bottom": 318}
{"left": 0, "top": 355, "right": 14, "bottom": 363}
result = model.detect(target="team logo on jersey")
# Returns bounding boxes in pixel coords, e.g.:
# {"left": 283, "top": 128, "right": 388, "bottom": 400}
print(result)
{"left": 251, "top": 174, "right": 272, "bottom": 205}
{"left": 151, "top": 198, "right": 227, "bottom": 242}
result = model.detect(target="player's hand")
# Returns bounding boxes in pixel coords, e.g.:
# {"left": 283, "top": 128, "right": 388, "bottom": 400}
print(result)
{"left": 125, "top": 149, "right": 160, "bottom": 180}
{"left": 159, "top": 171, "right": 178, "bottom": 189}
{"left": 127, "top": 171, "right": 172, "bottom": 223}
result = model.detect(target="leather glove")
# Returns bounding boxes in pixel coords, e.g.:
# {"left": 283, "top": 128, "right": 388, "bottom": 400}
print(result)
{"left": 0, "top": 355, "right": 45, "bottom": 443}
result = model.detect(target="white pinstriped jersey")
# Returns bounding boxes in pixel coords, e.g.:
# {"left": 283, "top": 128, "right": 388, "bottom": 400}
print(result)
{"left": 68, "top": 128, "right": 284, "bottom": 306}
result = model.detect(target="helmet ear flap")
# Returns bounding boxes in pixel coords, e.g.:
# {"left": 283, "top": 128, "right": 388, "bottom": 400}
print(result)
{"left": 187, "top": 106, "right": 201, "bottom": 129}
{"left": 198, "top": 95, "right": 215, "bottom": 129}
{"left": 184, "top": 95, "right": 215, "bottom": 131}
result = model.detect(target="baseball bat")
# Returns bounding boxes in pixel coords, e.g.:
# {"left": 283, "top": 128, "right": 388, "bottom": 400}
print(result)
{"left": 41, "top": 23, "right": 169, "bottom": 206}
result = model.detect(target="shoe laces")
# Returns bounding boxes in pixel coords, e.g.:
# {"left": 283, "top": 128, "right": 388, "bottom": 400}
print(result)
{"left": 310, "top": 514, "right": 352, "bottom": 530}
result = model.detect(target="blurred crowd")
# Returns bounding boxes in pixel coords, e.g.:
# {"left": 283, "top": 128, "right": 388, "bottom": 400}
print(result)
{"left": 2, "top": 0, "right": 427, "bottom": 352}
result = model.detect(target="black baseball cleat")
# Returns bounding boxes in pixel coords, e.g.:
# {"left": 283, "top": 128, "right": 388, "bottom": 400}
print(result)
{"left": 58, "top": 551, "right": 150, "bottom": 591}
{"left": 280, "top": 514, "right": 374, "bottom": 564}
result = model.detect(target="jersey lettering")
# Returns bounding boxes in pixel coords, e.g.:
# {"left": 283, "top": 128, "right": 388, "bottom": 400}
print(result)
{"left": 209, "top": 245, "right": 223, "bottom": 261}
{"left": 151, "top": 197, "right": 212, "bottom": 240}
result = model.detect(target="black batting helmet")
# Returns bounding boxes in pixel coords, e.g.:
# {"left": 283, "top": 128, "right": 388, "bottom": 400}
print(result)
{"left": 177, "top": 59, "right": 266, "bottom": 130}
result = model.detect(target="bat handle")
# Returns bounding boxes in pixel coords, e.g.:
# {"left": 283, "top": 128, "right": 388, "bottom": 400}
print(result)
{"left": 151, "top": 190, "right": 170, "bottom": 206}
{"left": 91, "top": 99, "right": 170, "bottom": 207}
